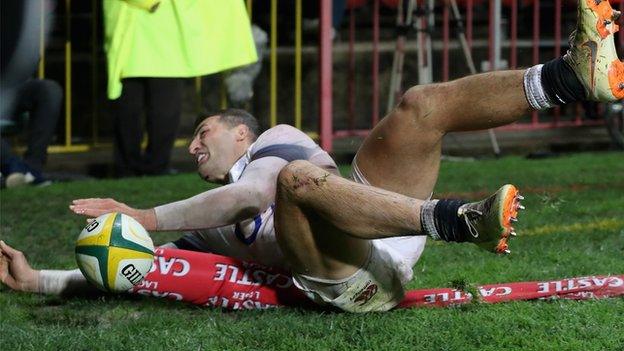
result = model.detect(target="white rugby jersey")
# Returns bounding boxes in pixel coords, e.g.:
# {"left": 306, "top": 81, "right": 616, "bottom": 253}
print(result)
{"left": 177, "top": 124, "right": 338, "bottom": 267}
{"left": 160, "top": 124, "right": 425, "bottom": 275}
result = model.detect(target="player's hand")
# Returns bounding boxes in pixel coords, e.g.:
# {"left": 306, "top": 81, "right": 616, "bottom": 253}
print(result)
{"left": 69, "top": 198, "right": 157, "bottom": 231}
{"left": 0, "top": 240, "right": 40, "bottom": 293}
{"left": 70, "top": 197, "right": 135, "bottom": 218}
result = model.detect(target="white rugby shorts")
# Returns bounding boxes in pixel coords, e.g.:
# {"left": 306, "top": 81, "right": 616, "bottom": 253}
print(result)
{"left": 291, "top": 159, "right": 427, "bottom": 312}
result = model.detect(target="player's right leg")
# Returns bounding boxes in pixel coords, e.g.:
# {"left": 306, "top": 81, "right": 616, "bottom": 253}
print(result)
{"left": 354, "top": 69, "right": 529, "bottom": 200}
{"left": 355, "top": 0, "right": 623, "bottom": 200}
{"left": 352, "top": 1, "right": 623, "bottom": 253}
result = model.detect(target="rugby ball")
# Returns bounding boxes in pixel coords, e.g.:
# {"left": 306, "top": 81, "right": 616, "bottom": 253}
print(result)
{"left": 75, "top": 212, "right": 154, "bottom": 292}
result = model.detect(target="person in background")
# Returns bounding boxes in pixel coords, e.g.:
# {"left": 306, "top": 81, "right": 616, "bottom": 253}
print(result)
{"left": 1, "top": 78, "right": 62, "bottom": 187}
{"left": 104, "top": 0, "right": 257, "bottom": 177}
{"left": 225, "top": 24, "right": 268, "bottom": 109}
{"left": 1, "top": 1, "right": 58, "bottom": 187}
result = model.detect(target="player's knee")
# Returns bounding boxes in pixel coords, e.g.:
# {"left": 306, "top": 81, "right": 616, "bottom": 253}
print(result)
{"left": 399, "top": 85, "right": 433, "bottom": 114}
{"left": 277, "top": 160, "right": 313, "bottom": 186}
{"left": 398, "top": 83, "right": 450, "bottom": 133}
{"left": 277, "top": 160, "right": 317, "bottom": 198}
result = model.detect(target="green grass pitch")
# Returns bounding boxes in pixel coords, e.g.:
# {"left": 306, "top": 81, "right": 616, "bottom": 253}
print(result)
{"left": 1, "top": 152, "right": 623, "bottom": 350}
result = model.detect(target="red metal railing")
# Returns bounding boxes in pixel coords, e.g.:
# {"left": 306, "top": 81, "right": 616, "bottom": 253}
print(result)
{"left": 319, "top": 0, "right": 333, "bottom": 151}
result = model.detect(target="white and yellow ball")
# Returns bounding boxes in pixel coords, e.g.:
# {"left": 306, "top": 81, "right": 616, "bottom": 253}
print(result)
{"left": 75, "top": 212, "right": 154, "bottom": 292}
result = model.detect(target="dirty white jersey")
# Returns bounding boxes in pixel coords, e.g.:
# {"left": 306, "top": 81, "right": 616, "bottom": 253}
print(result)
{"left": 177, "top": 124, "right": 426, "bottom": 280}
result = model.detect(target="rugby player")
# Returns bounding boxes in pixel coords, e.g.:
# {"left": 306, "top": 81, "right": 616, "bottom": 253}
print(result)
{"left": 2, "top": 0, "right": 622, "bottom": 312}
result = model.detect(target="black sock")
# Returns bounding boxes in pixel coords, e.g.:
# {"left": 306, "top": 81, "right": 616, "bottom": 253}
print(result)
{"left": 433, "top": 199, "right": 469, "bottom": 243}
{"left": 541, "top": 57, "right": 586, "bottom": 105}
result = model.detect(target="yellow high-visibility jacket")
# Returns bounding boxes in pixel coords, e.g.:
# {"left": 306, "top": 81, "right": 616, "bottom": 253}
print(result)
{"left": 104, "top": 0, "right": 257, "bottom": 99}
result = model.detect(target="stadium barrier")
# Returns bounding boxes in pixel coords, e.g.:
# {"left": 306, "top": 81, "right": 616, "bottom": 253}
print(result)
{"left": 33, "top": 1, "right": 623, "bottom": 154}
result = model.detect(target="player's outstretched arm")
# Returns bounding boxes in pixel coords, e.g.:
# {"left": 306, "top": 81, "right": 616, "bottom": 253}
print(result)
{"left": 154, "top": 157, "right": 288, "bottom": 231}
{"left": 1, "top": 240, "right": 98, "bottom": 296}
{"left": 70, "top": 198, "right": 157, "bottom": 231}
{"left": 71, "top": 157, "right": 287, "bottom": 232}
{"left": 0, "top": 240, "right": 40, "bottom": 293}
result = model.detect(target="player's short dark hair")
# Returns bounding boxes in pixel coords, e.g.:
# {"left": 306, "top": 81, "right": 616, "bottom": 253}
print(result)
{"left": 195, "top": 108, "right": 260, "bottom": 141}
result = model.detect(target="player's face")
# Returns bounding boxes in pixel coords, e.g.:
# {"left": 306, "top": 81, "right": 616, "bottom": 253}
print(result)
{"left": 189, "top": 116, "right": 246, "bottom": 183}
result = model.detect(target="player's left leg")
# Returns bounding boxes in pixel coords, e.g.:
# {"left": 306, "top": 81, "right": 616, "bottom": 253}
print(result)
{"left": 273, "top": 160, "right": 523, "bottom": 311}
{"left": 273, "top": 161, "right": 419, "bottom": 311}
{"left": 277, "top": 160, "right": 522, "bottom": 242}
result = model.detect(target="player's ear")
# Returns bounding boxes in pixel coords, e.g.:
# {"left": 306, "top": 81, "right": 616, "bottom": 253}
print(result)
{"left": 235, "top": 124, "right": 249, "bottom": 142}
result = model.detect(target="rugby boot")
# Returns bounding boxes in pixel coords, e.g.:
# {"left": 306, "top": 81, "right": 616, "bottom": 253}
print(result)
{"left": 457, "top": 184, "right": 523, "bottom": 254}
{"left": 563, "top": 0, "right": 624, "bottom": 101}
